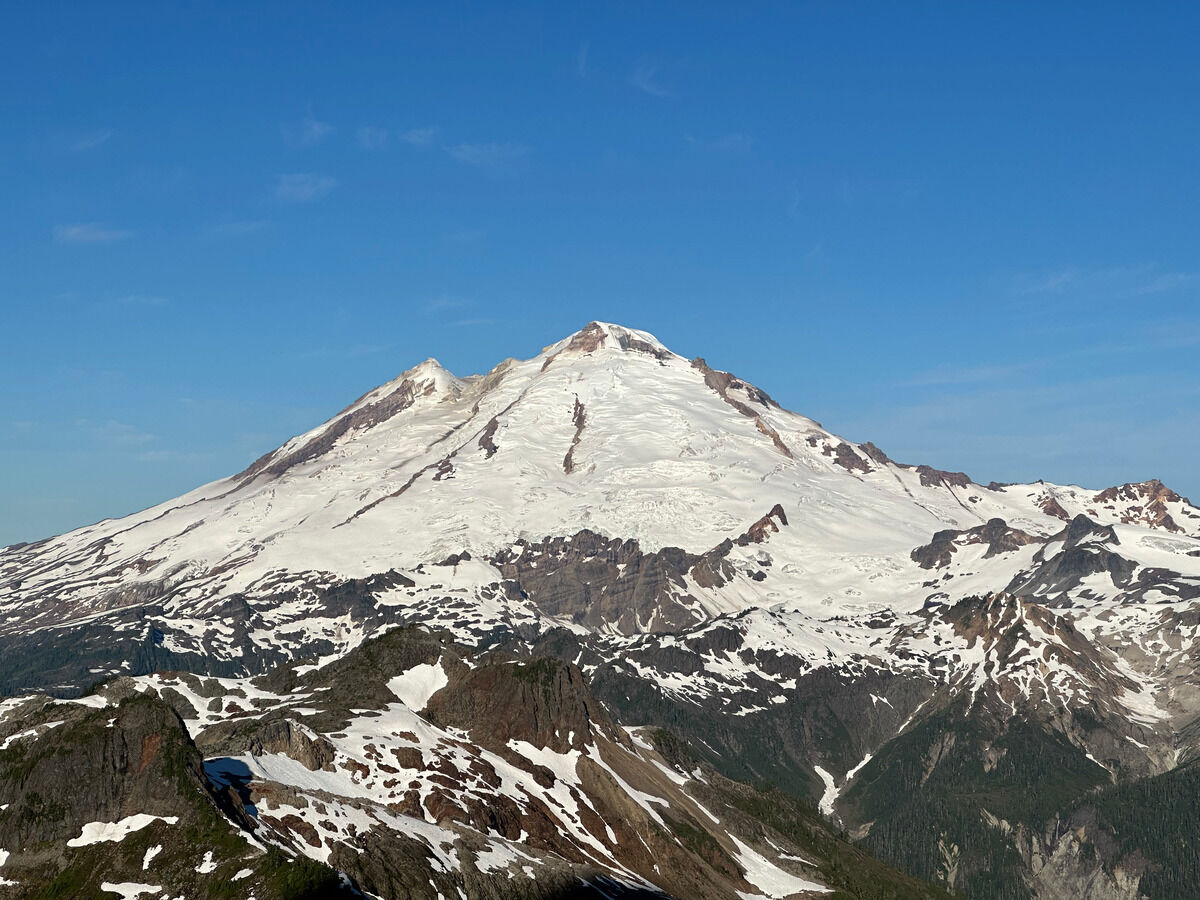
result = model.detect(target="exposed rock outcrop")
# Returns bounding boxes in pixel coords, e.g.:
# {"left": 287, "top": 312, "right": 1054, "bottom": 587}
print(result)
{"left": 912, "top": 518, "right": 1042, "bottom": 570}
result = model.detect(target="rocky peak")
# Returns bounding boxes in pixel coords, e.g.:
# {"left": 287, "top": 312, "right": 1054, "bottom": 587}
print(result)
{"left": 551, "top": 321, "right": 676, "bottom": 361}
{"left": 233, "top": 357, "right": 465, "bottom": 486}
{"left": 1060, "top": 514, "right": 1120, "bottom": 548}
{"left": 1092, "top": 478, "right": 1196, "bottom": 534}
{"left": 1094, "top": 478, "right": 1182, "bottom": 505}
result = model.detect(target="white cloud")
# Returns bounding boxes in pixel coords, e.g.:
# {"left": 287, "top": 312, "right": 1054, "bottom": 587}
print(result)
{"left": 85, "top": 419, "right": 156, "bottom": 447}
{"left": 357, "top": 126, "right": 389, "bottom": 150}
{"left": 1019, "top": 269, "right": 1075, "bottom": 294}
{"left": 576, "top": 41, "right": 589, "bottom": 77}
{"left": 1016, "top": 264, "right": 1196, "bottom": 299}
{"left": 204, "top": 219, "right": 269, "bottom": 238}
{"left": 629, "top": 58, "right": 671, "bottom": 97}
{"left": 1136, "top": 272, "right": 1194, "bottom": 295}
{"left": 74, "top": 129, "right": 114, "bottom": 151}
{"left": 445, "top": 142, "right": 529, "bottom": 170}
{"left": 275, "top": 173, "right": 338, "bottom": 202}
{"left": 424, "top": 296, "right": 469, "bottom": 313}
{"left": 397, "top": 127, "right": 437, "bottom": 147}
{"left": 283, "top": 115, "right": 333, "bottom": 146}
{"left": 54, "top": 223, "right": 131, "bottom": 243}
{"left": 112, "top": 295, "right": 169, "bottom": 309}
{"left": 900, "top": 360, "right": 1039, "bottom": 388}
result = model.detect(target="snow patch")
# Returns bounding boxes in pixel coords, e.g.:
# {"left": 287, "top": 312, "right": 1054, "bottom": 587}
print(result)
{"left": 141, "top": 845, "right": 161, "bottom": 870}
{"left": 387, "top": 660, "right": 449, "bottom": 712}
{"left": 730, "top": 835, "right": 829, "bottom": 897}
{"left": 67, "top": 815, "right": 179, "bottom": 847}
{"left": 101, "top": 884, "right": 162, "bottom": 899}
{"left": 813, "top": 765, "right": 837, "bottom": 817}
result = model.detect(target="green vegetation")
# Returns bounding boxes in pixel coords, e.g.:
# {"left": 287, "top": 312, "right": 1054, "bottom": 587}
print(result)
{"left": 255, "top": 848, "right": 351, "bottom": 899}
{"left": 510, "top": 656, "right": 564, "bottom": 688}
{"left": 842, "top": 709, "right": 1109, "bottom": 899}
{"left": 1078, "top": 759, "right": 1200, "bottom": 898}
{"left": 714, "top": 781, "right": 953, "bottom": 900}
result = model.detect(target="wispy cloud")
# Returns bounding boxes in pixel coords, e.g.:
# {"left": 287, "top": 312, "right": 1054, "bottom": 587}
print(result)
{"left": 576, "top": 41, "right": 590, "bottom": 77}
{"left": 397, "top": 127, "right": 437, "bottom": 148}
{"left": 423, "top": 297, "right": 491, "bottom": 328}
{"left": 687, "top": 133, "right": 753, "bottom": 153}
{"left": 901, "top": 318, "right": 1200, "bottom": 392}
{"left": 1136, "top": 272, "right": 1194, "bottom": 295}
{"left": 1015, "top": 264, "right": 1196, "bottom": 299}
{"left": 283, "top": 114, "right": 333, "bottom": 147}
{"left": 275, "top": 173, "right": 338, "bottom": 202}
{"left": 204, "top": 219, "right": 270, "bottom": 238}
{"left": 115, "top": 294, "right": 169, "bottom": 308}
{"left": 348, "top": 342, "right": 389, "bottom": 356}
{"left": 629, "top": 58, "right": 671, "bottom": 97}
{"left": 1018, "top": 269, "right": 1075, "bottom": 295}
{"left": 357, "top": 126, "right": 389, "bottom": 150}
{"left": 135, "top": 448, "right": 213, "bottom": 464}
{"left": 83, "top": 419, "right": 156, "bottom": 447}
{"left": 900, "top": 360, "right": 1041, "bottom": 388}
{"left": 74, "top": 129, "right": 113, "bottom": 151}
{"left": 445, "top": 142, "right": 529, "bottom": 170}
{"left": 786, "top": 181, "right": 802, "bottom": 220}
{"left": 425, "top": 296, "right": 470, "bottom": 313}
{"left": 91, "top": 294, "right": 170, "bottom": 312}
{"left": 54, "top": 223, "right": 131, "bottom": 243}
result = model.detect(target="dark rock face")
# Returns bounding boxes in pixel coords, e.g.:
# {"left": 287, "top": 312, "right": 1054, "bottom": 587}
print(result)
{"left": 424, "top": 657, "right": 618, "bottom": 753}
{"left": 689, "top": 358, "right": 791, "bottom": 458}
{"left": 916, "top": 465, "right": 972, "bottom": 489}
{"left": 492, "top": 531, "right": 705, "bottom": 633}
{"left": 1008, "top": 515, "right": 1136, "bottom": 598}
{"left": 911, "top": 518, "right": 1042, "bottom": 570}
{"left": 735, "top": 504, "right": 788, "bottom": 545}
{"left": 564, "top": 322, "right": 610, "bottom": 354}
{"left": 689, "top": 358, "right": 776, "bottom": 410}
{"left": 198, "top": 717, "right": 338, "bottom": 772}
{"left": 1059, "top": 514, "right": 1120, "bottom": 547}
{"left": 563, "top": 396, "right": 587, "bottom": 474}
{"left": 860, "top": 441, "right": 896, "bottom": 466}
{"left": 478, "top": 417, "right": 501, "bottom": 458}
{"left": 0, "top": 693, "right": 351, "bottom": 898}
{"left": 0, "top": 696, "right": 207, "bottom": 848}
{"left": 490, "top": 509, "right": 786, "bottom": 634}
{"left": 831, "top": 442, "right": 872, "bottom": 474}
{"left": 1036, "top": 493, "right": 1072, "bottom": 520}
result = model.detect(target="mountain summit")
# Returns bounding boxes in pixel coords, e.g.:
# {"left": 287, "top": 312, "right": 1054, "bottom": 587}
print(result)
{"left": 3, "top": 321, "right": 1195, "bottom": 646}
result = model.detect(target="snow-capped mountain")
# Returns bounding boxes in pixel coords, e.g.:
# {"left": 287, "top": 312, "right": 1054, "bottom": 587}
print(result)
{"left": 1, "top": 322, "right": 1199, "bottom": 898}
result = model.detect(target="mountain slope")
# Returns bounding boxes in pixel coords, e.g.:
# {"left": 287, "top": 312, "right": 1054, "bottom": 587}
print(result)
{"left": 0, "top": 625, "right": 948, "bottom": 899}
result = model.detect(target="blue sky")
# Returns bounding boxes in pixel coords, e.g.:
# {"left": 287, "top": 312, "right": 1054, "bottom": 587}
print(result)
{"left": 2, "top": 2, "right": 1198, "bottom": 545}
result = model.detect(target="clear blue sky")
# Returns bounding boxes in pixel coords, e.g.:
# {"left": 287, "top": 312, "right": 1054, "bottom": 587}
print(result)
{"left": 3, "top": 2, "right": 1198, "bottom": 545}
